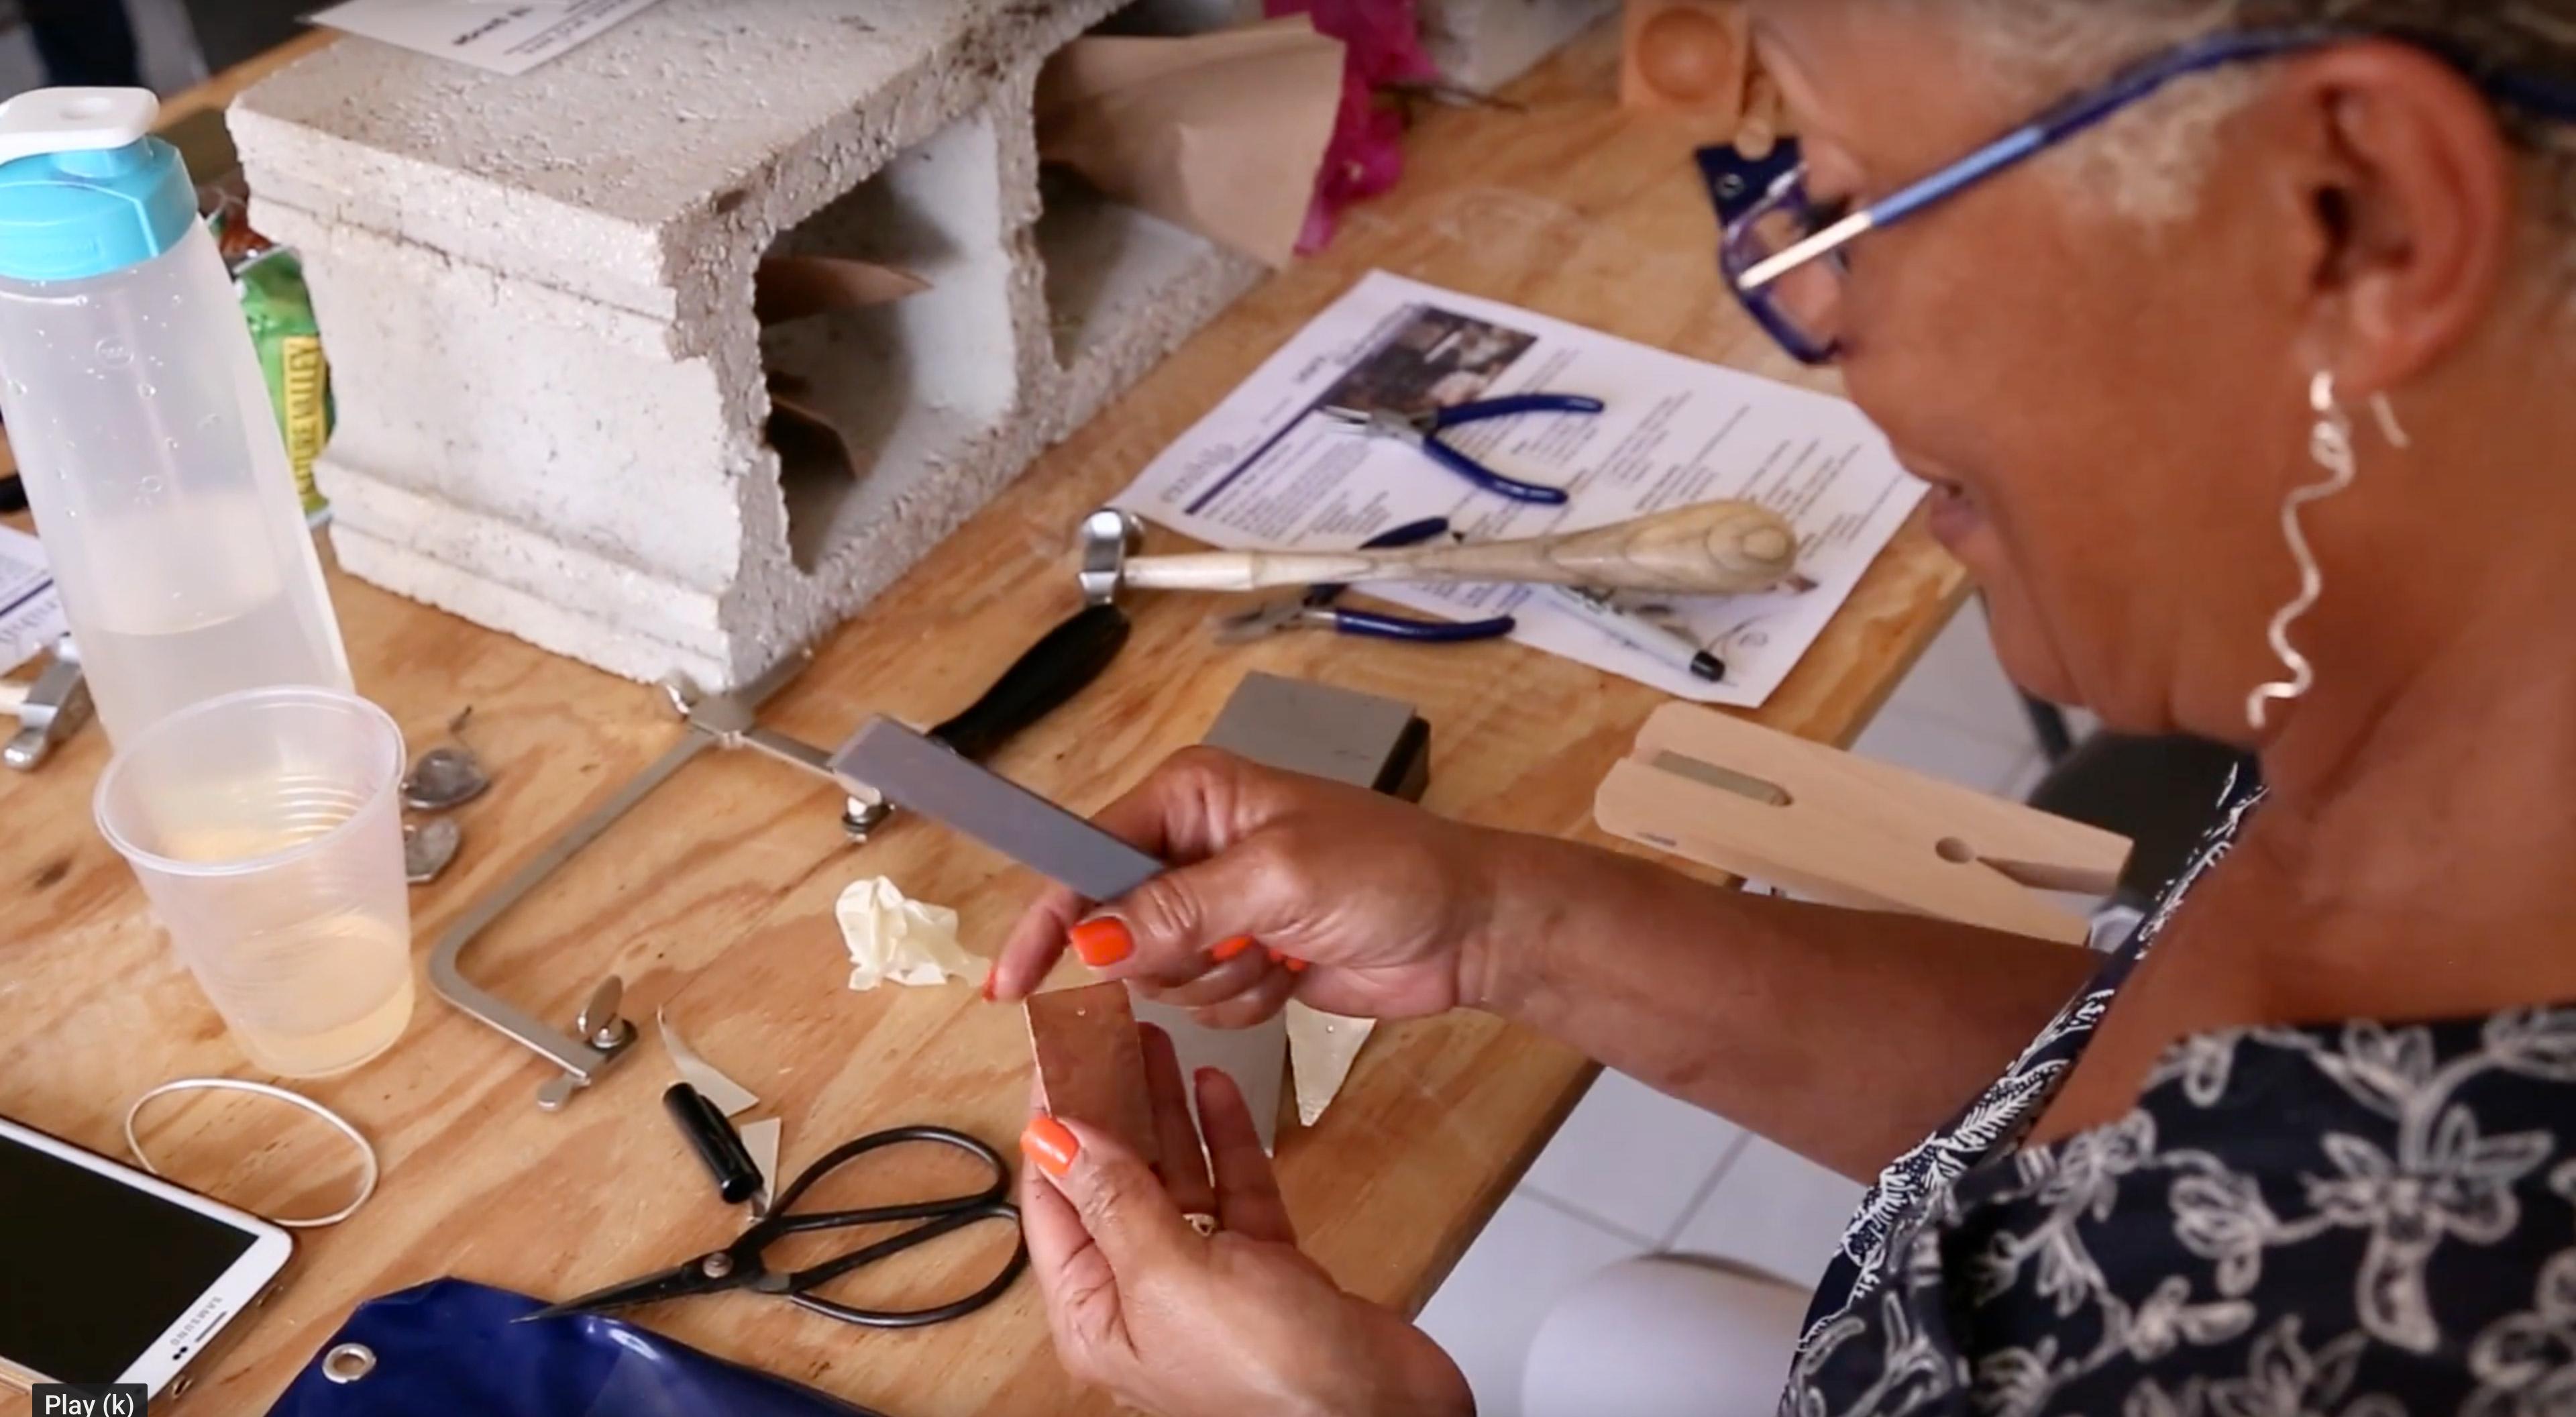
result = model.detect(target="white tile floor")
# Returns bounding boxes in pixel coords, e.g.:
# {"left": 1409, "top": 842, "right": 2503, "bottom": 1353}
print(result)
{"left": 1417, "top": 600, "right": 2061, "bottom": 1416}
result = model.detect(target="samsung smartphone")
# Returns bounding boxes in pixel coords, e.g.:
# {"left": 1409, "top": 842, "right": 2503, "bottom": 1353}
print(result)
{"left": 0, "top": 1114, "right": 292, "bottom": 1400}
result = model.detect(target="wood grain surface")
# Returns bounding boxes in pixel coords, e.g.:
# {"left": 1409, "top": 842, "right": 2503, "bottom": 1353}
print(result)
{"left": 0, "top": 21, "right": 1967, "bottom": 1416}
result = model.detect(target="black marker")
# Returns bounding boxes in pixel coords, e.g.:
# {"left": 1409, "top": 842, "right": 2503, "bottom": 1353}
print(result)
{"left": 663, "top": 1083, "right": 762, "bottom": 1205}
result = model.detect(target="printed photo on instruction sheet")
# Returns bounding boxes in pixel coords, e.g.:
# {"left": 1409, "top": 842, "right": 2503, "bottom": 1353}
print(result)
{"left": 1318, "top": 307, "right": 1538, "bottom": 421}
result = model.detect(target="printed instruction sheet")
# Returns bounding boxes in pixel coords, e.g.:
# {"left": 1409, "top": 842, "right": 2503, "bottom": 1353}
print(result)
{"left": 311, "top": 0, "right": 665, "bottom": 76}
{"left": 1114, "top": 272, "right": 1927, "bottom": 707}
{"left": 0, "top": 526, "right": 65, "bottom": 676}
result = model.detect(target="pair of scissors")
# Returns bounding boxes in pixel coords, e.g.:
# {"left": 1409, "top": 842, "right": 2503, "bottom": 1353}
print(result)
{"left": 1318, "top": 393, "right": 1605, "bottom": 507}
{"left": 1210, "top": 518, "right": 1519, "bottom": 645}
{"left": 522, "top": 1126, "right": 1026, "bottom": 1329}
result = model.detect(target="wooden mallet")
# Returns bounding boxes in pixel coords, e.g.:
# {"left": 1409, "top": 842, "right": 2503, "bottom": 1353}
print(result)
{"left": 1076, "top": 500, "right": 1799, "bottom": 602}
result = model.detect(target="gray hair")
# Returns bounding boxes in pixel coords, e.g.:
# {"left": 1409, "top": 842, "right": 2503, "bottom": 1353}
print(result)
{"left": 1936, "top": 1, "right": 2576, "bottom": 257}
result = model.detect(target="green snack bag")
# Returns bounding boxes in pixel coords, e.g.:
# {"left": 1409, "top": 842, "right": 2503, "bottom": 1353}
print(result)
{"left": 237, "top": 249, "right": 335, "bottom": 522}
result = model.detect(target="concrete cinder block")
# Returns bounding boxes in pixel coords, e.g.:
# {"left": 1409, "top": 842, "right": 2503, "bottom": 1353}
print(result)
{"left": 231, "top": 1, "right": 1263, "bottom": 688}
{"left": 1421, "top": 0, "right": 1619, "bottom": 91}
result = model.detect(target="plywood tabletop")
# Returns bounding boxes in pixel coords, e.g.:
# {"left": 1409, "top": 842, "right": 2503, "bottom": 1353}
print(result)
{"left": 0, "top": 20, "right": 1966, "bottom": 1416}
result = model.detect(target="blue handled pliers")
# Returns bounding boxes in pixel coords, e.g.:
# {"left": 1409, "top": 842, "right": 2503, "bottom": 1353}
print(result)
{"left": 1319, "top": 393, "right": 1605, "bottom": 507}
{"left": 1210, "top": 518, "right": 1519, "bottom": 646}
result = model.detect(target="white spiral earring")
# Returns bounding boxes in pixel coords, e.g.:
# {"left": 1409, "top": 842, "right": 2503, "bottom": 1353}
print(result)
{"left": 2245, "top": 372, "right": 2410, "bottom": 734}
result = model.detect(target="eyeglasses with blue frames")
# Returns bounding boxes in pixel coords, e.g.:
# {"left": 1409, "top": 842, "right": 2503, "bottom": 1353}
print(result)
{"left": 1723, "top": 27, "right": 2576, "bottom": 366}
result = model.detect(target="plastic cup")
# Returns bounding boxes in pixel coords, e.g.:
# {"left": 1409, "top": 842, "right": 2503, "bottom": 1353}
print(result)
{"left": 95, "top": 686, "right": 416, "bottom": 1078}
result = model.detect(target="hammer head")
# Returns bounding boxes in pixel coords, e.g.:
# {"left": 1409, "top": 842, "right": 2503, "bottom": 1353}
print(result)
{"left": 1076, "top": 508, "right": 1145, "bottom": 607}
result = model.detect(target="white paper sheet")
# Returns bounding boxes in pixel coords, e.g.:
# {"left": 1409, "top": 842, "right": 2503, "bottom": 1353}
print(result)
{"left": 1113, "top": 271, "right": 1927, "bottom": 708}
{"left": 0, "top": 526, "right": 66, "bottom": 676}
{"left": 310, "top": 0, "right": 665, "bottom": 76}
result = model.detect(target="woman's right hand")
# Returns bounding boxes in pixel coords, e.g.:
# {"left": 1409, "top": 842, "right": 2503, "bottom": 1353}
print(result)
{"left": 987, "top": 747, "right": 1523, "bottom": 1027}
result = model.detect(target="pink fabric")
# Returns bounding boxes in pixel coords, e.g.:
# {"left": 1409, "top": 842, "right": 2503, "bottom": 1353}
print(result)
{"left": 1265, "top": 0, "right": 1436, "bottom": 253}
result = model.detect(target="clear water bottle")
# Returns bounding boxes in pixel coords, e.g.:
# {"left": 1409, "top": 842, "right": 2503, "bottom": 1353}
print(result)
{"left": 0, "top": 88, "right": 349, "bottom": 745}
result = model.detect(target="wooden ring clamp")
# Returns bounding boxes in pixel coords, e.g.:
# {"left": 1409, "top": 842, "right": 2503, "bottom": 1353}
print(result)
{"left": 1595, "top": 704, "right": 2133, "bottom": 945}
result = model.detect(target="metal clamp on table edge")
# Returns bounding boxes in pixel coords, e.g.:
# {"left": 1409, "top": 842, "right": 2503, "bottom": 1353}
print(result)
{"left": 2, "top": 635, "right": 89, "bottom": 770}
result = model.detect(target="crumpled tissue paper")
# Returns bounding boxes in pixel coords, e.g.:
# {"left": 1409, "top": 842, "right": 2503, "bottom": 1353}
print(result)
{"left": 836, "top": 877, "right": 981, "bottom": 990}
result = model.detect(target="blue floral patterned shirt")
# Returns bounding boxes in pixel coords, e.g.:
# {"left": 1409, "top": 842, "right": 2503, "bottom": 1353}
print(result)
{"left": 1786, "top": 772, "right": 2576, "bottom": 1416}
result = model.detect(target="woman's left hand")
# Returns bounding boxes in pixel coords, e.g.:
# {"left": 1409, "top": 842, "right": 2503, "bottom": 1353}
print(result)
{"left": 1020, "top": 1025, "right": 1473, "bottom": 1417}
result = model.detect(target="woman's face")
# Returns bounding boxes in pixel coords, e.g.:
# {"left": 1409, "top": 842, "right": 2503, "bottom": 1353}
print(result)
{"left": 1750, "top": 2, "right": 2318, "bottom": 739}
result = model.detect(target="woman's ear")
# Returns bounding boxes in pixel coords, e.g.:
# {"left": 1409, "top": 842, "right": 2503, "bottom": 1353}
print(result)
{"left": 2279, "top": 40, "right": 2520, "bottom": 395}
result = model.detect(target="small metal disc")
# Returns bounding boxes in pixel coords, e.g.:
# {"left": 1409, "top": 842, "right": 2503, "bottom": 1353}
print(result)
{"left": 404, "top": 817, "right": 463, "bottom": 885}
{"left": 403, "top": 745, "right": 490, "bottom": 812}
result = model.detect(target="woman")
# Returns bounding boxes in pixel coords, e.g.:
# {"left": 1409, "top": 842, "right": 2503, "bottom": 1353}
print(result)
{"left": 990, "top": 2, "right": 2576, "bottom": 1413}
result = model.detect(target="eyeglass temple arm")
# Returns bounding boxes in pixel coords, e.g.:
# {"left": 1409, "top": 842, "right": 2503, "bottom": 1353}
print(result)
{"left": 1734, "top": 28, "right": 2348, "bottom": 295}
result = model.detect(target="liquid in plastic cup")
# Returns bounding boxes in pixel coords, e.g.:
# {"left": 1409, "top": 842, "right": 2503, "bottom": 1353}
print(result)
{"left": 94, "top": 686, "right": 416, "bottom": 1078}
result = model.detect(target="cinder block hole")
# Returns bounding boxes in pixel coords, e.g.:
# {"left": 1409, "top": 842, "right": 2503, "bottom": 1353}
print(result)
{"left": 762, "top": 106, "right": 1016, "bottom": 576}
{"left": 1033, "top": 1, "right": 1240, "bottom": 371}
{"left": 1034, "top": 164, "right": 1226, "bottom": 372}
{"left": 1033, "top": 0, "right": 1231, "bottom": 373}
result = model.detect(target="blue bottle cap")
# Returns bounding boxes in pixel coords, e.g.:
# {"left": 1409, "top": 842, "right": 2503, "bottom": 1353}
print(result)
{"left": 0, "top": 88, "right": 195, "bottom": 282}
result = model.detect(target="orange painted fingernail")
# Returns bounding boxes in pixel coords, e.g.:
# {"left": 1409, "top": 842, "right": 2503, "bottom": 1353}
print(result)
{"left": 1283, "top": 956, "right": 1309, "bottom": 974}
{"left": 1212, "top": 935, "right": 1256, "bottom": 962}
{"left": 1267, "top": 946, "right": 1285, "bottom": 964}
{"left": 1022, "top": 1116, "right": 1079, "bottom": 1178}
{"left": 979, "top": 966, "right": 998, "bottom": 1002}
{"left": 1069, "top": 918, "right": 1134, "bottom": 967}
